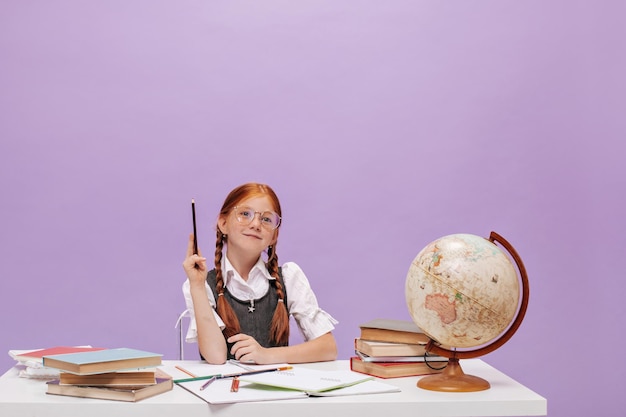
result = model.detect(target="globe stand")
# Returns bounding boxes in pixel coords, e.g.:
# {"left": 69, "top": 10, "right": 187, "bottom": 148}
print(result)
{"left": 411, "top": 231, "right": 530, "bottom": 393}
{"left": 417, "top": 357, "right": 490, "bottom": 392}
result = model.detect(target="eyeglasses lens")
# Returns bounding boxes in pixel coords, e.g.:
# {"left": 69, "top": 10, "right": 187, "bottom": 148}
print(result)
{"left": 235, "top": 206, "right": 280, "bottom": 230}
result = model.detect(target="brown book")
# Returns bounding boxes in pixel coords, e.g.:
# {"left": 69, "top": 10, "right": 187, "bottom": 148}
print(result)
{"left": 355, "top": 338, "right": 428, "bottom": 357}
{"left": 359, "top": 319, "right": 430, "bottom": 345}
{"left": 46, "top": 377, "right": 172, "bottom": 402}
{"left": 59, "top": 370, "right": 157, "bottom": 387}
{"left": 355, "top": 350, "right": 448, "bottom": 364}
{"left": 350, "top": 356, "right": 447, "bottom": 379}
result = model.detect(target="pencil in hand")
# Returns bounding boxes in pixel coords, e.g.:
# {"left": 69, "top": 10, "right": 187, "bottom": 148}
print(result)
{"left": 191, "top": 198, "right": 199, "bottom": 269}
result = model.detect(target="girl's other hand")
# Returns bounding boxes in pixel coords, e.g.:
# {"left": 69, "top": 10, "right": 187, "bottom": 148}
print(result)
{"left": 228, "top": 334, "right": 273, "bottom": 365}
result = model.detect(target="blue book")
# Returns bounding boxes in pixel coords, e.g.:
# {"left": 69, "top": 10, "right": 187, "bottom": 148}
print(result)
{"left": 43, "top": 348, "right": 162, "bottom": 375}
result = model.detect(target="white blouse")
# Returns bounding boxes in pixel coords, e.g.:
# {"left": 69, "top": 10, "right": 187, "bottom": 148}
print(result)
{"left": 182, "top": 256, "right": 337, "bottom": 343}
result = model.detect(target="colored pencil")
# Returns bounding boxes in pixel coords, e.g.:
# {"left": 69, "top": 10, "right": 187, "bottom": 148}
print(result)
{"left": 175, "top": 365, "right": 197, "bottom": 378}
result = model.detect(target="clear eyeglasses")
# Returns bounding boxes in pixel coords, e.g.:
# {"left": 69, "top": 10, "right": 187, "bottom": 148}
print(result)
{"left": 233, "top": 206, "right": 282, "bottom": 230}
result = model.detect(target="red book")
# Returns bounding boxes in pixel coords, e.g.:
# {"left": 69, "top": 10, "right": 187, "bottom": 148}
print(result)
{"left": 15, "top": 346, "right": 106, "bottom": 363}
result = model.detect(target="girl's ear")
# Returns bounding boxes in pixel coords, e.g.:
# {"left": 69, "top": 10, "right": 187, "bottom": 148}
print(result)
{"left": 218, "top": 215, "right": 229, "bottom": 235}
{"left": 270, "top": 230, "right": 279, "bottom": 246}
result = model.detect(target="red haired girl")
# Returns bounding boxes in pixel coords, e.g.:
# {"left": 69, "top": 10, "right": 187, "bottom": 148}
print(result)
{"left": 182, "top": 183, "right": 337, "bottom": 364}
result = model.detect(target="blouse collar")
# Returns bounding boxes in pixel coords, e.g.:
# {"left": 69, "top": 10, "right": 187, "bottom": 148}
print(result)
{"left": 222, "top": 255, "right": 275, "bottom": 286}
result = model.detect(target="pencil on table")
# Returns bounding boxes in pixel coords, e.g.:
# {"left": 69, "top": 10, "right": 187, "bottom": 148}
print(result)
{"left": 230, "top": 376, "right": 240, "bottom": 392}
{"left": 175, "top": 366, "right": 197, "bottom": 378}
{"left": 200, "top": 375, "right": 217, "bottom": 391}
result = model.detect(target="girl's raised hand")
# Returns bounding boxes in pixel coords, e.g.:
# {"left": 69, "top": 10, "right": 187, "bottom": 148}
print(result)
{"left": 182, "top": 233, "right": 208, "bottom": 285}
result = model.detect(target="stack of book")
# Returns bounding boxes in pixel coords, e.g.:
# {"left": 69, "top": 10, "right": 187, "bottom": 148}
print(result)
{"left": 41, "top": 347, "right": 172, "bottom": 402}
{"left": 350, "top": 319, "right": 448, "bottom": 378}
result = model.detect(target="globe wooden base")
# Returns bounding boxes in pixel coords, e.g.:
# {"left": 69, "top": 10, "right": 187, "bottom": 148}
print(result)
{"left": 417, "top": 358, "right": 490, "bottom": 392}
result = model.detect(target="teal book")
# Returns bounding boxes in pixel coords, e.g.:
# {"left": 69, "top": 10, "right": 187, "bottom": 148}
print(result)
{"left": 43, "top": 348, "right": 162, "bottom": 375}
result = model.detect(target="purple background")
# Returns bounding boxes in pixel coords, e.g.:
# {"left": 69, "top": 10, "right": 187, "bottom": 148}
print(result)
{"left": 1, "top": 1, "right": 624, "bottom": 416}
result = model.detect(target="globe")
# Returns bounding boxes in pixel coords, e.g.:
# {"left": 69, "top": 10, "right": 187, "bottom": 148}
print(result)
{"left": 405, "top": 232, "right": 529, "bottom": 392}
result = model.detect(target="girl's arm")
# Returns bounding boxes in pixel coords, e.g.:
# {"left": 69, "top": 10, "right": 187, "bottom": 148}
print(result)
{"left": 188, "top": 282, "right": 228, "bottom": 364}
{"left": 183, "top": 234, "right": 228, "bottom": 364}
{"left": 228, "top": 331, "right": 337, "bottom": 364}
{"left": 268, "top": 331, "right": 338, "bottom": 363}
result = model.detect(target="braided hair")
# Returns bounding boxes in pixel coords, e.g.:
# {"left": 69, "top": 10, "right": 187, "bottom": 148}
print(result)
{"left": 214, "top": 183, "right": 290, "bottom": 346}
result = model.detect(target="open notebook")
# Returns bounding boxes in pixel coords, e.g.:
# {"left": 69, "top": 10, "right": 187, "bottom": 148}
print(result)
{"left": 239, "top": 367, "right": 373, "bottom": 392}
{"left": 176, "top": 367, "right": 400, "bottom": 404}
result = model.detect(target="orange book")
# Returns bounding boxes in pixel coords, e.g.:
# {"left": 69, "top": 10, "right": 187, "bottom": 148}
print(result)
{"left": 349, "top": 356, "right": 447, "bottom": 379}
{"left": 59, "top": 370, "right": 157, "bottom": 387}
{"left": 355, "top": 338, "right": 428, "bottom": 357}
{"left": 47, "top": 376, "right": 172, "bottom": 402}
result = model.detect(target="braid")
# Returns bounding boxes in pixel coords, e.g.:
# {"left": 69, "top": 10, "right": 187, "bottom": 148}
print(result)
{"left": 267, "top": 245, "right": 290, "bottom": 345}
{"left": 214, "top": 230, "right": 240, "bottom": 339}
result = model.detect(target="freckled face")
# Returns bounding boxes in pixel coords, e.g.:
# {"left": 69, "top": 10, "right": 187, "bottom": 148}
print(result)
{"left": 219, "top": 196, "right": 278, "bottom": 257}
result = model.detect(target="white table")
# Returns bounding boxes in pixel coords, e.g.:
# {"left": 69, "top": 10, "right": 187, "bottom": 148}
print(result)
{"left": 0, "top": 359, "right": 546, "bottom": 417}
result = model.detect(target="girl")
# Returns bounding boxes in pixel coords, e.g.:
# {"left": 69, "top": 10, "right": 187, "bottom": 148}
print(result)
{"left": 182, "top": 183, "right": 338, "bottom": 364}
